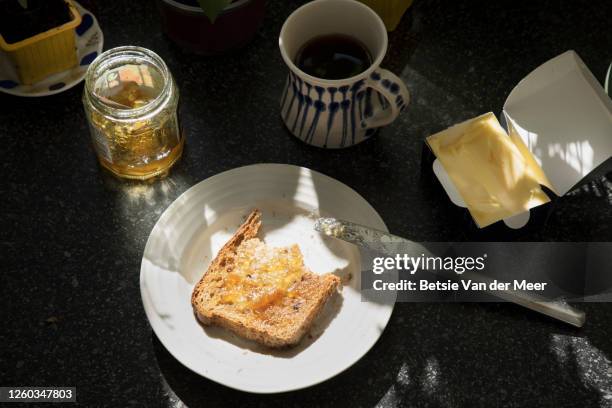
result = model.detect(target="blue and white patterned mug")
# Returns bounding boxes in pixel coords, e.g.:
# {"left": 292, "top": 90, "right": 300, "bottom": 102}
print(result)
{"left": 279, "top": 0, "right": 410, "bottom": 148}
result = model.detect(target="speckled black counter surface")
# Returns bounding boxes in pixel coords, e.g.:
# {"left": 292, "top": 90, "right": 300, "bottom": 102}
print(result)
{"left": 2, "top": 0, "right": 611, "bottom": 406}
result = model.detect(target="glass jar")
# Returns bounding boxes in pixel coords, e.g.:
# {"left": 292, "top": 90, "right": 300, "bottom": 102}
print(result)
{"left": 83, "top": 46, "right": 183, "bottom": 180}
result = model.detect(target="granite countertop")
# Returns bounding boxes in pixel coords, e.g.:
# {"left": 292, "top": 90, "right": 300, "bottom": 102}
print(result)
{"left": 2, "top": 0, "right": 611, "bottom": 406}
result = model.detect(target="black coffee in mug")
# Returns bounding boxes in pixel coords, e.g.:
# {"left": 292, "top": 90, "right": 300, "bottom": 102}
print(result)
{"left": 295, "top": 34, "right": 372, "bottom": 80}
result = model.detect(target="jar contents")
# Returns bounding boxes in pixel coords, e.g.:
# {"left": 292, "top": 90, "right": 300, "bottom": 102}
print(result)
{"left": 84, "top": 48, "right": 182, "bottom": 180}
{"left": 93, "top": 63, "right": 162, "bottom": 108}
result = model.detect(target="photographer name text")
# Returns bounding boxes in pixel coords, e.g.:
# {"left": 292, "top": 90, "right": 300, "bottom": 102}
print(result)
{"left": 373, "top": 279, "right": 548, "bottom": 292}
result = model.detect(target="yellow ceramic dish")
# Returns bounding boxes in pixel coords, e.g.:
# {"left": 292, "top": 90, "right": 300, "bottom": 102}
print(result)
{"left": 0, "top": 0, "right": 82, "bottom": 85}
{"left": 358, "top": 0, "right": 413, "bottom": 31}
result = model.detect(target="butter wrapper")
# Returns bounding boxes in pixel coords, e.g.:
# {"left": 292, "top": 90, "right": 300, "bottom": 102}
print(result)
{"left": 428, "top": 51, "right": 612, "bottom": 229}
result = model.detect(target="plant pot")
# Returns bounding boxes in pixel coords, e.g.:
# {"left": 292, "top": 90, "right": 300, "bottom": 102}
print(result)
{"left": 0, "top": 0, "right": 82, "bottom": 85}
{"left": 158, "top": 0, "right": 265, "bottom": 55}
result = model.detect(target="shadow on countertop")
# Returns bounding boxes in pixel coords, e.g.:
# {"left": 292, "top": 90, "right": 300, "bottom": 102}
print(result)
{"left": 153, "top": 302, "right": 612, "bottom": 408}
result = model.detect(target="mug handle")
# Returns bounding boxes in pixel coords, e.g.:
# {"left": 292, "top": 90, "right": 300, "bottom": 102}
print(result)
{"left": 361, "top": 69, "right": 410, "bottom": 129}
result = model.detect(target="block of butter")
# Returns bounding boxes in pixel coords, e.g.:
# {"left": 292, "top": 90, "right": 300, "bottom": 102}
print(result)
{"left": 426, "top": 113, "right": 553, "bottom": 228}
{"left": 427, "top": 51, "right": 612, "bottom": 229}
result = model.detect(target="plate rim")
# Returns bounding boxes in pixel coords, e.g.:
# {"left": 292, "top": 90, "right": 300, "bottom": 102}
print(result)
{"left": 140, "top": 163, "right": 396, "bottom": 393}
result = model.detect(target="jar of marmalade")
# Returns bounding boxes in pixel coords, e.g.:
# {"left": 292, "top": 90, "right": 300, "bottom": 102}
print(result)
{"left": 83, "top": 46, "right": 183, "bottom": 180}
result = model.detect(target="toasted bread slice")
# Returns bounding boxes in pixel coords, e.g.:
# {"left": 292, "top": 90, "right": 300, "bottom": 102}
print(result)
{"left": 191, "top": 210, "right": 341, "bottom": 348}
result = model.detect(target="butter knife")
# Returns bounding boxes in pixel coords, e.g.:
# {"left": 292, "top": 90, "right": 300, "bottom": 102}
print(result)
{"left": 314, "top": 217, "right": 586, "bottom": 328}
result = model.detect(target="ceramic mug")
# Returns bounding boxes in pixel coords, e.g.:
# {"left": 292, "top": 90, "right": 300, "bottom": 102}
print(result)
{"left": 279, "top": 0, "right": 410, "bottom": 148}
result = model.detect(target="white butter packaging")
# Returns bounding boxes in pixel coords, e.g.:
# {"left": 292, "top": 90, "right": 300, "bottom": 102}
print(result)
{"left": 431, "top": 50, "right": 612, "bottom": 229}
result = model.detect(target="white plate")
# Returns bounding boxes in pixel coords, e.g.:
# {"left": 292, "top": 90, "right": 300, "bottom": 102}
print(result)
{"left": 140, "top": 164, "right": 395, "bottom": 393}
{"left": 0, "top": 1, "right": 103, "bottom": 97}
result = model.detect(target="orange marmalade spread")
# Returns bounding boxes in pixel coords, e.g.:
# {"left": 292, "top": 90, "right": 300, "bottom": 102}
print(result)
{"left": 219, "top": 239, "right": 305, "bottom": 313}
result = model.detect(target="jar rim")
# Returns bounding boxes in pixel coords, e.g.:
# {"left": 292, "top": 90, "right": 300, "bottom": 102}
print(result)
{"left": 84, "top": 46, "right": 172, "bottom": 119}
